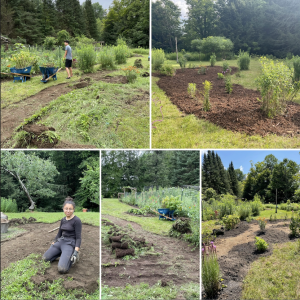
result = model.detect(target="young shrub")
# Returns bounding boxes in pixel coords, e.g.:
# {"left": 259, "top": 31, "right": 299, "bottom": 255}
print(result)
{"left": 251, "top": 195, "right": 263, "bottom": 216}
{"left": 203, "top": 80, "right": 212, "bottom": 111}
{"left": 114, "top": 43, "right": 128, "bottom": 64}
{"left": 237, "top": 50, "right": 251, "bottom": 70}
{"left": 77, "top": 44, "right": 96, "bottom": 73}
{"left": 222, "top": 61, "right": 230, "bottom": 72}
{"left": 202, "top": 242, "right": 220, "bottom": 299}
{"left": 225, "top": 76, "right": 233, "bottom": 94}
{"left": 160, "top": 64, "right": 175, "bottom": 76}
{"left": 187, "top": 83, "right": 197, "bottom": 98}
{"left": 289, "top": 212, "right": 300, "bottom": 236}
{"left": 152, "top": 49, "right": 165, "bottom": 71}
{"left": 239, "top": 203, "right": 252, "bottom": 220}
{"left": 198, "top": 66, "right": 206, "bottom": 75}
{"left": 217, "top": 73, "right": 224, "bottom": 79}
{"left": 210, "top": 53, "right": 216, "bottom": 67}
{"left": 257, "top": 217, "right": 267, "bottom": 231}
{"left": 293, "top": 56, "right": 300, "bottom": 82}
{"left": 256, "top": 57, "right": 300, "bottom": 118}
{"left": 222, "top": 214, "right": 240, "bottom": 230}
{"left": 98, "top": 47, "right": 115, "bottom": 69}
{"left": 255, "top": 237, "right": 268, "bottom": 252}
{"left": 122, "top": 66, "right": 140, "bottom": 83}
{"left": 178, "top": 56, "right": 187, "bottom": 69}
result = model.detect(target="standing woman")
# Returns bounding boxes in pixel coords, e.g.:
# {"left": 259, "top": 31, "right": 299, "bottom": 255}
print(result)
{"left": 43, "top": 197, "right": 82, "bottom": 274}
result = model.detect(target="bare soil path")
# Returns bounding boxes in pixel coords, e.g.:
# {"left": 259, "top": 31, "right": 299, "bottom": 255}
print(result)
{"left": 1, "top": 222, "right": 99, "bottom": 294}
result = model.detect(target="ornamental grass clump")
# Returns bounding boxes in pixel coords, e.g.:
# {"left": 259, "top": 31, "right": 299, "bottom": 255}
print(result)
{"left": 187, "top": 83, "right": 197, "bottom": 98}
{"left": 152, "top": 49, "right": 165, "bottom": 71}
{"left": 203, "top": 80, "right": 212, "bottom": 111}
{"left": 238, "top": 50, "right": 251, "bottom": 70}
{"left": 255, "top": 236, "right": 268, "bottom": 252}
{"left": 202, "top": 241, "right": 220, "bottom": 299}
{"left": 256, "top": 57, "right": 300, "bottom": 118}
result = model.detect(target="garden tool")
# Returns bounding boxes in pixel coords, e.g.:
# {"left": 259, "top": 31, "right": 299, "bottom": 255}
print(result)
{"left": 48, "top": 226, "right": 60, "bottom": 233}
{"left": 1, "top": 72, "right": 31, "bottom": 77}
{"left": 71, "top": 250, "right": 79, "bottom": 265}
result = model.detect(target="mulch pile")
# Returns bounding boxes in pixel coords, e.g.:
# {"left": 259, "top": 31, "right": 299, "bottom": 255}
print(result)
{"left": 9, "top": 217, "right": 37, "bottom": 226}
{"left": 155, "top": 66, "right": 300, "bottom": 137}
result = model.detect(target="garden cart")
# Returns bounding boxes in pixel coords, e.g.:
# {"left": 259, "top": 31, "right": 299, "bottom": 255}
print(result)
{"left": 9, "top": 66, "right": 32, "bottom": 83}
{"left": 39, "top": 67, "right": 62, "bottom": 83}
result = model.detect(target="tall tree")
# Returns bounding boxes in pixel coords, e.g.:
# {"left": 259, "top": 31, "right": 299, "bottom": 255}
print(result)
{"left": 228, "top": 161, "right": 239, "bottom": 196}
{"left": 84, "top": 0, "right": 99, "bottom": 40}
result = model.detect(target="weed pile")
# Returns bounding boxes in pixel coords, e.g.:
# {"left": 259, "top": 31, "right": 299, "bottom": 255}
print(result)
{"left": 9, "top": 217, "right": 37, "bottom": 225}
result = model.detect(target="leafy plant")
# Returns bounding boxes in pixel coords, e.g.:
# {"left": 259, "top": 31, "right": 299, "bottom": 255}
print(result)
{"left": 1, "top": 197, "right": 18, "bottom": 212}
{"left": 178, "top": 56, "right": 187, "bottom": 69}
{"left": 222, "top": 214, "right": 240, "bottom": 230}
{"left": 238, "top": 50, "right": 251, "bottom": 70}
{"left": 210, "top": 53, "right": 216, "bottom": 67}
{"left": 257, "top": 217, "right": 267, "bottom": 231}
{"left": 289, "top": 212, "right": 300, "bottom": 236}
{"left": 10, "top": 51, "right": 38, "bottom": 69}
{"left": 255, "top": 236, "right": 268, "bottom": 252}
{"left": 114, "top": 44, "right": 127, "bottom": 64}
{"left": 162, "top": 195, "right": 182, "bottom": 211}
{"left": 239, "top": 203, "right": 252, "bottom": 220}
{"left": 187, "top": 83, "right": 197, "bottom": 98}
{"left": 222, "top": 61, "right": 230, "bottom": 72}
{"left": 198, "top": 66, "right": 206, "bottom": 75}
{"left": 98, "top": 47, "right": 115, "bottom": 69}
{"left": 122, "top": 66, "right": 140, "bottom": 83}
{"left": 293, "top": 56, "right": 300, "bottom": 82}
{"left": 225, "top": 76, "right": 233, "bottom": 94}
{"left": 43, "top": 37, "right": 57, "bottom": 50}
{"left": 217, "top": 73, "right": 224, "bottom": 79}
{"left": 160, "top": 64, "right": 175, "bottom": 76}
{"left": 202, "top": 242, "right": 220, "bottom": 299}
{"left": 152, "top": 49, "right": 165, "bottom": 70}
{"left": 203, "top": 80, "right": 212, "bottom": 111}
{"left": 77, "top": 44, "right": 96, "bottom": 73}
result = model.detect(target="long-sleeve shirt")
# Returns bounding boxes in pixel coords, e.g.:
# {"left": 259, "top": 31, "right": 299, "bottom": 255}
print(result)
{"left": 54, "top": 216, "right": 82, "bottom": 248}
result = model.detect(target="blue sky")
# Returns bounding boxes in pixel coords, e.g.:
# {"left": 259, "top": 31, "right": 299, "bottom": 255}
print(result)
{"left": 202, "top": 150, "right": 300, "bottom": 174}
{"left": 80, "top": 0, "right": 113, "bottom": 10}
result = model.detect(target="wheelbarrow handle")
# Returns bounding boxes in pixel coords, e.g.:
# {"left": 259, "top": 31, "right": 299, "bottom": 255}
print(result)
{"left": 45, "top": 68, "right": 62, "bottom": 81}
{"left": 151, "top": 209, "right": 174, "bottom": 220}
{"left": 1, "top": 72, "right": 32, "bottom": 77}
{"left": 48, "top": 226, "right": 60, "bottom": 233}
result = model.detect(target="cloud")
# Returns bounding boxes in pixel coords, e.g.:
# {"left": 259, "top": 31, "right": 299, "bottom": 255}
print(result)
{"left": 240, "top": 166, "right": 243, "bottom": 172}
{"left": 202, "top": 150, "right": 208, "bottom": 155}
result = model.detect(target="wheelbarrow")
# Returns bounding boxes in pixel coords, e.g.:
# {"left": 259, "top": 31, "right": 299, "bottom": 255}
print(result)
{"left": 10, "top": 66, "right": 32, "bottom": 83}
{"left": 39, "top": 67, "right": 62, "bottom": 83}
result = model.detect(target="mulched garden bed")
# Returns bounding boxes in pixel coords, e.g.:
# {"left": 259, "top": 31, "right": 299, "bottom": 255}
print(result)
{"left": 155, "top": 66, "right": 300, "bottom": 137}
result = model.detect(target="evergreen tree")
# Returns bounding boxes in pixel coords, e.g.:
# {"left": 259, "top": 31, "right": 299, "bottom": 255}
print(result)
{"left": 84, "top": 0, "right": 99, "bottom": 40}
{"left": 228, "top": 161, "right": 239, "bottom": 196}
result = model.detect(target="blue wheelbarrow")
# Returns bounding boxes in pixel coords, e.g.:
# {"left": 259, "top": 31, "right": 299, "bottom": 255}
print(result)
{"left": 10, "top": 66, "right": 32, "bottom": 83}
{"left": 154, "top": 209, "right": 176, "bottom": 221}
{"left": 39, "top": 67, "right": 62, "bottom": 83}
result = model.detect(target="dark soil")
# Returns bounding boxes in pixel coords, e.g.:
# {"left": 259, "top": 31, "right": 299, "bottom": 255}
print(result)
{"left": 101, "top": 215, "right": 199, "bottom": 290}
{"left": 202, "top": 220, "right": 297, "bottom": 300}
{"left": 1, "top": 221, "right": 99, "bottom": 294}
{"left": 155, "top": 67, "right": 300, "bottom": 137}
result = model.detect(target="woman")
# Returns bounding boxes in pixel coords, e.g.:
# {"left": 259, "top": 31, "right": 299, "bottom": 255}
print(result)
{"left": 43, "top": 197, "right": 82, "bottom": 274}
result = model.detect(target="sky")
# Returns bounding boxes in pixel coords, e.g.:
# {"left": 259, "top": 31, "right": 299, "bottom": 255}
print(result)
{"left": 79, "top": 0, "right": 113, "bottom": 10}
{"left": 152, "top": 0, "right": 188, "bottom": 19}
{"left": 201, "top": 150, "right": 300, "bottom": 174}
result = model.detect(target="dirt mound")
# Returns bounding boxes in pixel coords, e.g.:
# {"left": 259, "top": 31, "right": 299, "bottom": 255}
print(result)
{"left": 156, "top": 67, "right": 300, "bottom": 137}
{"left": 170, "top": 217, "right": 192, "bottom": 234}
{"left": 23, "top": 124, "right": 55, "bottom": 136}
{"left": 101, "top": 75, "right": 128, "bottom": 84}
{"left": 75, "top": 81, "right": 89, "bottom": 89}
{"left": 9, "top": 217, "right": 37, "bottom": 226}
{"left": 141, "top": 72, "right": 150, "bottom": 77}
{"left": 1, "top": 222, "right": 99, "bottom": 294}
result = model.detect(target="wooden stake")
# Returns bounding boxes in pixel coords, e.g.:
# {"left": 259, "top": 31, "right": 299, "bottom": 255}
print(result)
{"left": 48, "top": 226, "right": 59, "bottom": 233}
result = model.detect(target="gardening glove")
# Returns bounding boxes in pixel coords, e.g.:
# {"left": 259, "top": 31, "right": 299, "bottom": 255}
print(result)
{"left": 70, "top": 250, "right": 79, "bottom": 265}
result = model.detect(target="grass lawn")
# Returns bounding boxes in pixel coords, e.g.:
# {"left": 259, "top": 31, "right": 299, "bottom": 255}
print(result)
{"left": 1, "top": 72, "right": 79, "bottom": 109}
{"left": 1, "top": 254, "right": 99, "bottom": 300}
{"left": 242, "top": 241, "right": 300, "bottom": 299}
{"left": 5, "top": 212, "right": 100, "bottom": 226}
{"left": 101, "top": 198, "right": 172, "bottom": 235}
{"left": 152, "top": 58, "right": 300, "bottom": 149}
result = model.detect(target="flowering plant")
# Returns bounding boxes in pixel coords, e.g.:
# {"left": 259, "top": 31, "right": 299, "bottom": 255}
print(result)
{"left": 122, "top": 66, "right": 139, "bottom": 83}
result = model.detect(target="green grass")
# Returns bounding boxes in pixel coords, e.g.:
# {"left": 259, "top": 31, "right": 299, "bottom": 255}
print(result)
{"left": 102, "top": 282, "right": 199, "bottom": 300}
{"left": 242, "top": 241, "right": 300, "bottom": 299}
{"left": 1, "top": 227, "right": 26, "bottom": 241}
{"left": 101, "top": 198, "right": 172, "bottom": 235}
{"left": 1, "top": 253, "right": 99, "bottom": 300}
{"left": 1, "top": 73, "right": 79, "bottom": 109}
{"left": 5, "top": 212, "right": 99, "bottom": 226}
{"left": 152, "top": 58, "right": 300, "bottom": 149}
{"left": 257, "top": 209, "right": 293, "bottom": 220}
{"left": 201, "top": 220, "right": 222, "bottom": 234}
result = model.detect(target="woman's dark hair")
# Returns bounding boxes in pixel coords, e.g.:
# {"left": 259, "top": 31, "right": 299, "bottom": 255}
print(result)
{"left": 64, "top": 40, "right": 69, "bottom": 44}
{"left": 63, "top": 196, "right": 75, "bottom": 209}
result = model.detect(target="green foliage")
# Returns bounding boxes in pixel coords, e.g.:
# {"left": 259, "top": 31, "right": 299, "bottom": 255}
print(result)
{"left": 203, "top": 80, "right": 212, "bottom": 111}
{"left": 152, "top": 49, "right": 165, "bottom": 70}
{"left": 114, "top": 44, "right": 128, "bottom": 64}
{"left": 198, "top": 66, "right": 206, "bottom": 75}
{"left": 239, "top": 203, "right": 252, "bottom": 221}
{"left": 289, "top": 212, "right": 300, "bottom": 236}
{"left": 122, "top": 66, "right": 140, "bottom": 83}
{"left": 10, "top": 51, "right": 38, "bottom": 69}
{"left": 256, "top": 57, "right": 300, "bottom": 118}
{"left": 178, "top": 56, "right": 187, "bottom": 69}
{"left": 225, "top": 76, "right": 233, "bottom": 94}
{"left": 204, "top": 188, "right": 217, "bottom": 200}
{"left": 160, "top": 64, "right": 175, "bottom": 76}
{"left": 77, "top": 45, "right": 96, "bottom": 73}
{"left": 187, "top": 83, "right": 197, "bottom": 98}
{"left": 222, "top": 61, "right": 230, "bottom": 72}
{"left": 257, "top": 217, "right": 267, "bottom": 231}
{"left": 222, "top": 214, "right": 240, "bottom": 230}
{"left": 57, "top": 30, "right": 71, "bottom": 47}
{"left": 1, "top": 197, "right": 18, "bottom": 212}
{"left": 293, "top": 56, "right": 300, "bottom": 82}
{"left": 251, "top": 195, "right": 264, "bottom": 216}
{"left": 217, "top": 73, "right": 224, "bottom": 79}
{"left": 98, "top": 47, "right": 116, "bottom": 70}
{"left": 162, "top": 195, "right": 182, "bottom": 211}
{"left": 210, "top": 53, "right": 216, "bottom": 67}
{"left": 43, "top": 37, "right": 57, "bottom": 50}
{"left": 238, "top": 50, "right": 251, "bottom": 70}
{"left": 255, "top": 236, "right": 268, "bottom": 252}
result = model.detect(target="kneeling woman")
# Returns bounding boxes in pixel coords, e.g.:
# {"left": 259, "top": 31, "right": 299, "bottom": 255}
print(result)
{"left": 43, "top": 197, "right": 82, "bottom": 274}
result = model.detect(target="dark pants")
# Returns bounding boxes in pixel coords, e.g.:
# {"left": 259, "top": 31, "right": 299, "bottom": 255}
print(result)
{"left": 42, "top": 237, "right": 75, "bottom": 274}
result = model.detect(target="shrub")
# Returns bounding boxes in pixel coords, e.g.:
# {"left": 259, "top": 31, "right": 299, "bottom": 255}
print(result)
{"left": 256, "top": 57, "right": 300, "bottom": 118}
{"left": 178, "top": 56, "right": 187, "bottom": 69}
{"left": 152, "top": 49, "right": 165, "bottom": 70}
{"left": 122, "top": 66, "right": 139, "bottom": 83}
{"left": 198, "top": 66, "right": 206, "bottom": 75}
{"left": 257, "top": 217, "right": 267, "bottom": 231}
{"left": 10, "top": 51, "right": 38, "bottom": 69}
{"left": 203, "top": 80, "right": 212, "bottom": 111}
{"left": 57, "top": 30, "right": 70, "bottom": 46}
{"left": 217, "top": 73, "right": 224, "bottom": 79}
{"left": 187, "top": 83, "right": 197, "bottom": 98}
{"left": 255, "top": 237, "right": 268, "bottom": 252}
{"left": 1, "top": 197, "right": 18, "bottom": 212}
{"left": 222, "top": 214, "right": 240, "bottom": 230}
{"left": 77, "top": 45, "right": 96, "bottom": 73}
{"left": 98, "top": 47, "right": 115, "bottom": 69}
{"left": 293, "top": 56, "right": 300, "bottom": 82}
{"left": 210, "top": 53, "right": 216, "bottom": 67}
{"left": 202, "top": 242, "right": 220, "bottom": 299}
{"left": 43, "top": 37, "right": 57, "bottom": 50}
{"left": 162, "top": 195, "right": 182, "bottom": 211}
{"left": 222, "top": 61, "right": 230, "bottom": 72}
{"left": 133, "top": 59, "right": 143, "bottom": 68}
{"left": 204, "top": 188, "right": 217, "bottom": 200}
{"left": 160, "top": 64, "right": 175, "bottom": 76}
{"left": 225, "top": 76, "right": 233, "bottom": 94}
{"left": 289, "top": 212, "right": 300, "bottom": 236}
{"left": 237, "top": 50, "right": 251, "bottom": 70}
{"left": 251, "top": 195, "right": 263, "bottom": 216}
{"left": 239, "top": 203, "right": 252, "bottom": 220}
{"left": 114, "top": 44, "right": 127, "bottom": 64}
